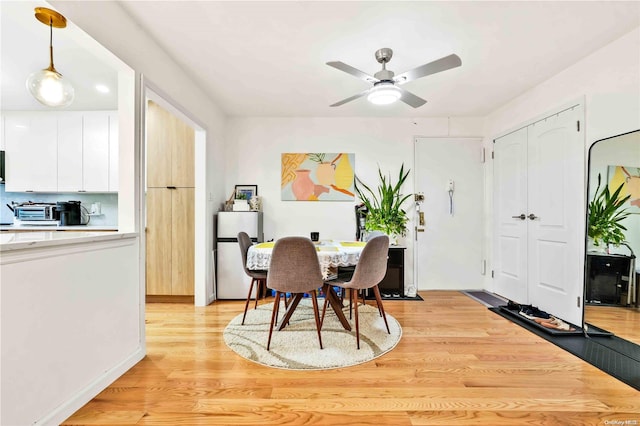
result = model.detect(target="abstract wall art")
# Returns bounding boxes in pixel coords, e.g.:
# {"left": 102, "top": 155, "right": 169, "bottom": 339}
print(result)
{"left": 608, "top": 165, "right": 640, "bottom": 212}
{"left": 281, "top": 153, "right": 355, "bottom": 201}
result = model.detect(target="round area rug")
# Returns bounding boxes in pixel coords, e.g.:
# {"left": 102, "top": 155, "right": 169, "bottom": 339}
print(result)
{"left": 224, "top": 299, "right": 402, "bottom": 370}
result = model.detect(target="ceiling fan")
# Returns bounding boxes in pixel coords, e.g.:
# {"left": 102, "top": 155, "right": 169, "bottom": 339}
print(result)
{"left": 327, "top": 48, "right": 461, "bottom": 108}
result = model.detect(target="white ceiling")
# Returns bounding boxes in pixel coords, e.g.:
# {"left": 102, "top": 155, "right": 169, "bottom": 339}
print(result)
{"left": 0, "top": 1, "right": 119, "bottom": 111}
{"left": 2, "top": 1, "right": 639, "bottom": 118}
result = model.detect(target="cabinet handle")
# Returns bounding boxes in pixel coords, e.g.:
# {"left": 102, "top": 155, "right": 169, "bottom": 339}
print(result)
{"left": 167, "top": 186, "right": 177, "bottom": 189}
{"left": 511, "top": 214, "right": 526, "bottom": 220}
{"left": 528, "top": 214, "right": 538, "bottom": 220}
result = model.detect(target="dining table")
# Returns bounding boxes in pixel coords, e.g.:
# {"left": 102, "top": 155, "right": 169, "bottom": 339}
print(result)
{"left": 246, "top": 239, "right": 367, "bottom": 331}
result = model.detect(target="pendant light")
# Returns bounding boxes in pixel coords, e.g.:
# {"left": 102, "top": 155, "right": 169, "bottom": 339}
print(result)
{"left": 25, "top": 7, "right": 74, "bottom": 107}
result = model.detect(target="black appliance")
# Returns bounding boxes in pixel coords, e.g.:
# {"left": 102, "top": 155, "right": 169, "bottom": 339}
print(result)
{"left": 56, "top": 201, "right": 84, "bottom": 226}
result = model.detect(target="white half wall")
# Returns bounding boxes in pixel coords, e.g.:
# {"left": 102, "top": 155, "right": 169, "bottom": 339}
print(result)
{"left": 224, "top": 116, "right": 484, "bottom": 289}
{"left": 0, "top": 236, "right": 142, "bottom": 426}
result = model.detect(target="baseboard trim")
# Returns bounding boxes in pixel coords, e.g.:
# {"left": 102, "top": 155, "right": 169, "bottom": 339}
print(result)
{"left": 35, "top": 346, "right": 145, "bottom": 426}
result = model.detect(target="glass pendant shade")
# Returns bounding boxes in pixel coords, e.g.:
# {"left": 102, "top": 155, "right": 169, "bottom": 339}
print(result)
{"left": 367, "top": 82, "right": 401, "bottom": 105}
{"left": 26, "top": 68, "right": 74, "bottom": 107}
{"left": 26, "top": 7, "right": 74, "bottom": 107}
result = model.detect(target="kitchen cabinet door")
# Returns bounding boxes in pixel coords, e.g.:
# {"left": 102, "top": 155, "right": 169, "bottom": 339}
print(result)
{"left": 57, "top": 112, "right": 84, "bottom": 192}
{"left": 83, "top": 112, "right": 110, "bottom": 192}
{"left": 146, "top": 100, "right": 194, "bottom": 188}
{"left": 108, "top": 113, "right": 119, "bottom": 192}
{"left": 171, "top": 187, "right": 195, "bottom": 295}
{"left": 146, "top": 188, "right": 173, "bottom": 295}
{"left": 4, "top": 113, "right": 58, "bottom": 192}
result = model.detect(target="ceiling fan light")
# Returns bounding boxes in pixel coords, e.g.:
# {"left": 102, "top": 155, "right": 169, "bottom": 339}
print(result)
{"left": 367, "top": 82, "right": 401, "bottom": 105}
{"left": 26, "top": 69, "right": 74, "bottom": 107}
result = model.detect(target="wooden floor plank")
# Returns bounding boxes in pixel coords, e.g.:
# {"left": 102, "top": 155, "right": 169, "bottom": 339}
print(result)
{"left": 62, "top": 291, "right": 639, "bottom": 425}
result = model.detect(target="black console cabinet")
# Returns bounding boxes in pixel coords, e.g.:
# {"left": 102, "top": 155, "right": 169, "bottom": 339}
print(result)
{"left": 378, "top": 247, "right": 405, "bottom": 297}
{"left": 586, "top": 253, "right": 632, "bottom": 305}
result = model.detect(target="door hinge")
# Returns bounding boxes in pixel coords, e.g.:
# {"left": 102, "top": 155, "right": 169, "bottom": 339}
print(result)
{"left": 491, "top": 270, "right": 494, "bottom": 278}
{"left": 577, "top": 120, "right": 580, "bottom": 132}
{"left": 577, "top": 296, "right": 581, "bottom": 308}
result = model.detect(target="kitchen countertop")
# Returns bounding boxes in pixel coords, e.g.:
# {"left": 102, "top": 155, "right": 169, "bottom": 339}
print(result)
{"left": 0, "top": 230, "right": 136, "bottom": 252}
{"left": 1, "top": 225, "right": 118, "bottom": 231}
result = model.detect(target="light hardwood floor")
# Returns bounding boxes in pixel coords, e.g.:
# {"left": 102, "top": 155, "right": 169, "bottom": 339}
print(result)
{"left": 63, "top": 291, "right": 639, "bottom": 425}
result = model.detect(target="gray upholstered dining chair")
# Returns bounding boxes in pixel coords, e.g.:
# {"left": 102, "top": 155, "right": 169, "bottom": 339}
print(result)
{"left": 321, "top": 234, "right": 391, "bottom": 349}
{"left": 266, "top": 236, "right": 324, "bottom": 351}
{"left": 238, "top": 231, "right": 268, "bottom": 325}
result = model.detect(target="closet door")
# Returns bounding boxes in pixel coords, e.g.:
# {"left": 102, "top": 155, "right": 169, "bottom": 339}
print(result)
{"left": 493, "top": 104, "right": 584, "bottom": 326}
{"left": 527, "top": 107, "right": 583, "bottom": 326}
{"left": 493, "top": 128, "right": 529, "bottom": 303}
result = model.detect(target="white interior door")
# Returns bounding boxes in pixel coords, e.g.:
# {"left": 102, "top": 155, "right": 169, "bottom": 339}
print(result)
{"left": 527, "top": 106, "right": 584, "bottom": 326}
{"left": 492, "top": 104, "right": 584, "bottom": 326}
{"left": 415, "top": 138, "right": 484, "bottom": 290}
{"left": 493, "top": 128, "right": 529, "bottom": 303}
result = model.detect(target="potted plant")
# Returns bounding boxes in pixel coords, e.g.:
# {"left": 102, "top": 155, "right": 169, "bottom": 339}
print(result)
{"left": 355, "top": 163, "right": 411, "bottom": 244}
{"left": 587, "top": 173, "right": 630, "bottom": 251}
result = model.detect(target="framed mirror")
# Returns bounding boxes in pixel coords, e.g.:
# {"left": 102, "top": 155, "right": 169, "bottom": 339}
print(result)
{"left": 583, "top": 130, "right": 640, "bottom": 344}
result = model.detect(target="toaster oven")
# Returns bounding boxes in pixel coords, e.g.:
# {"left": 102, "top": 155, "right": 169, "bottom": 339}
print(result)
{"left": 13, "top": 203, "right": 58, "bottom": 225}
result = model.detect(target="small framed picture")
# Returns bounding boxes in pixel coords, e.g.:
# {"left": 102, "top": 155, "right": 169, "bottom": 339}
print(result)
{"left": 235, "top": 184, "right": 258, "bottom": 200}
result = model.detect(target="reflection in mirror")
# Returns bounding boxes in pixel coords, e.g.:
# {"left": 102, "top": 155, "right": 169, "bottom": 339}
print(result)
{"left": 584, "top": 130, "right": 640, "bottom": 344}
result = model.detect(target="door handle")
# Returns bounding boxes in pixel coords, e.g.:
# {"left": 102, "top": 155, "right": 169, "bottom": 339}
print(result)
{"left": 511, "top": 214, "right": 526, "bottom": 220}
{"left": 419, "top": 211, "right": 425, "bottom": 226}
{"left": 528, "top": 214, "right": 538, "bottom": 220}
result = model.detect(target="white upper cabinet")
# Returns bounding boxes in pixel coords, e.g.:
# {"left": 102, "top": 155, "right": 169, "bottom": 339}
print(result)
{"left": 57, "top": 112, "right": 84, "bottom": 192}
{"left": 4, "top": 113, "right": 58, "bottom": 192}
{"left": 83, "top": 112, "right": 110, "bottom": 192}
{"left": 2, "top": 111, "right": 118, "bottom": 193}
{"left": 108, "top": 112, "right": 119, "bottom": 192}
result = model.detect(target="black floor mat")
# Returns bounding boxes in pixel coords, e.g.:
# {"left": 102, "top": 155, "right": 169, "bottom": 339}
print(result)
{"left": 462, "top": 290, "right": 507, "bottom": 307}
{"left": 490, "top": 307, "right": 640, "bottom": 391}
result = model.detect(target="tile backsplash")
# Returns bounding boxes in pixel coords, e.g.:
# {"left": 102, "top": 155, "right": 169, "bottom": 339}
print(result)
{"left": 0, "top": 185, "right": 118, "bottom": 226}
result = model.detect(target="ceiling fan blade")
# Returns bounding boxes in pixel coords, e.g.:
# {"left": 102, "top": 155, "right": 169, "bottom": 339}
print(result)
{"left": 397, "top": 87, "right": 427, "bottom": 108}
{"left": 327, "top": 61, "right": 378, "bottom": 83}
{"left": 393, "top": 54, "right": 462, "bottom": 85}
{"left": 329, "top": 89, "right": 371, "bottom": 107}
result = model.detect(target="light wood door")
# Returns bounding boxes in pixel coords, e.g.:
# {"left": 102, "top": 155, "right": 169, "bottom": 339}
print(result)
{"left": 146, "top": 188, "right": 172, "bottom": 295}
{"left": 171, "top": 188, "right": 195, "bottom": 296}
{"left": 493, "top": 128, "right": 529, "bottom": 303}
{"left": 145, "top": 100, "right": 195, "bottom": 297}
{"left": 146, "top": 100, "right": 194, "bottom": 188}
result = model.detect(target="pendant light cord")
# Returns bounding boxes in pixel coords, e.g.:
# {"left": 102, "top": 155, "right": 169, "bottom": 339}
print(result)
{"left": 48, "top": 18, "right": 55, "bottom": 71}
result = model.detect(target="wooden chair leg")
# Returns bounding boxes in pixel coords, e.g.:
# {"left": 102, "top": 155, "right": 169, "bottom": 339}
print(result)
{"left": 372, "top": 285, "right": 390, "bottom": 334}
{"left": 267, "top": 292, "right": 281, "bottom": 351}
{"left": 349, "top": 288, "right": 353, "bottom": 320}
{"left": 242, "top": 278, "right": 256, "bottom": 325}
{"left": 253, "top": 278, "right": 261, "bottom": 310}
{"left": 320, "top": 284, "right": 330, "bottom": 328}
{"left": 310, "top": 292, "right": 323, "bottom": 349}
{"left": 354, "top": 288, "right": 360, "bottom": 349}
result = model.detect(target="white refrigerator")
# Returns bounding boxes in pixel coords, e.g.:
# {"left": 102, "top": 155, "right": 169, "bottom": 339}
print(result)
{"left": 216, "top": 211, "right": 264, "bottom": 299}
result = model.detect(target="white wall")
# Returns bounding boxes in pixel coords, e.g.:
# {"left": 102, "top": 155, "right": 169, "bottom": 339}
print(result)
{"left": 51, "top": 1, "right": 229, "bottom": 305}
{"left": 483, "top": 27, "right": 640, "bottom": 292}
{"left": 225, "top": 116, "right": 484, "bottom": 289}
